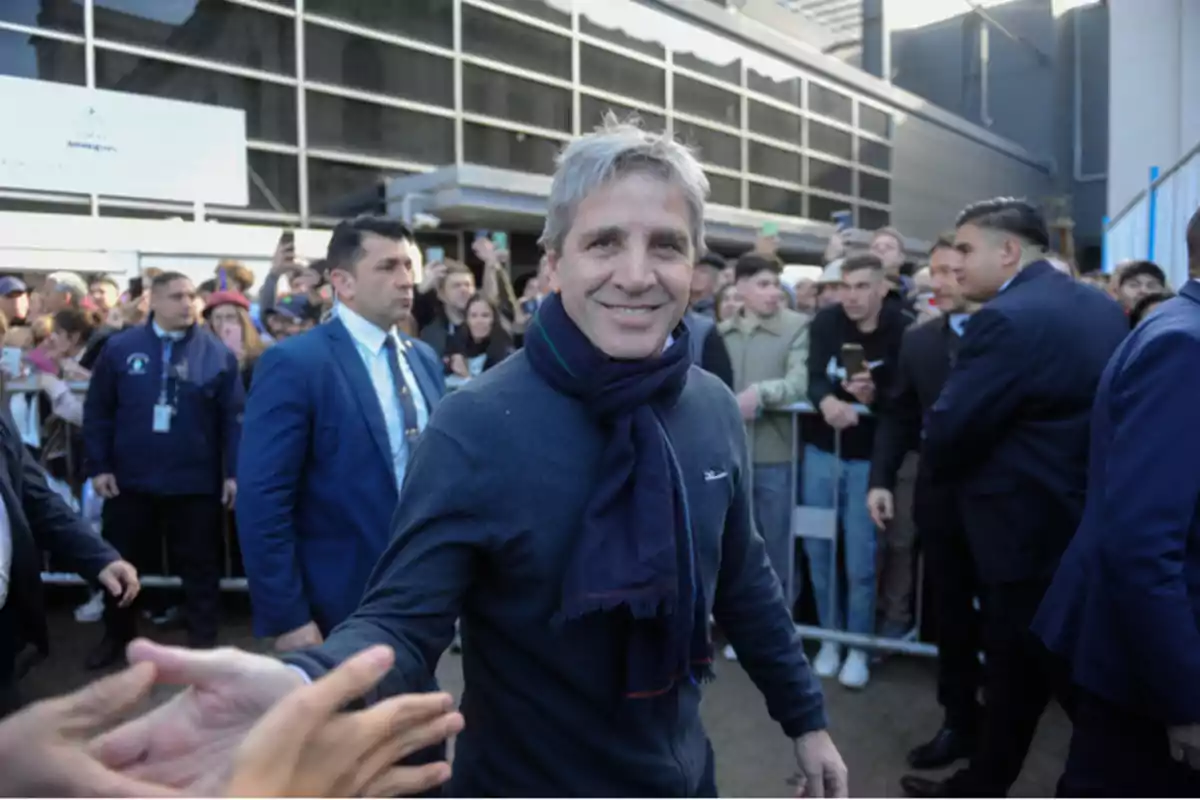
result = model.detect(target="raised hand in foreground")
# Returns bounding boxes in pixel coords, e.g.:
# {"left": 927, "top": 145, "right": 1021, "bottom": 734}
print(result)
{"left": 0, "top": 662, "right": 177, "bottom": 797}
{"left": 226, "top": 645, "right": 462, "bottom": 797}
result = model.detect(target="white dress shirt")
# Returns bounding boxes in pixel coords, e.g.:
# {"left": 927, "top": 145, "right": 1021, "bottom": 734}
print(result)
{"left": 0, "top": 491, "right": 12, "bottom": 609}
{"left": 337, "top": 305, "right": 430, "bottom": 490}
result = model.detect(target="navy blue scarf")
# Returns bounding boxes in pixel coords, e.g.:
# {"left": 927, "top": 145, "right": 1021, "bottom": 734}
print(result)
{"left": 524, "top": 293, "right": 714, "bottom": 699}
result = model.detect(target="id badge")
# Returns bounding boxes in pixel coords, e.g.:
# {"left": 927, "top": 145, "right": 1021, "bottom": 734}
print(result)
{"left": 152, "top": 404, "right": 173, "bottom": 433}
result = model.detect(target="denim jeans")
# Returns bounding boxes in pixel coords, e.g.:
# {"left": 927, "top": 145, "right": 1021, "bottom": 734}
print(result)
{"left": 752, "top": 463, "right": 797, "bottom": 605}
{"left": 800, "top": 444, "right": 877, "bottom": 635}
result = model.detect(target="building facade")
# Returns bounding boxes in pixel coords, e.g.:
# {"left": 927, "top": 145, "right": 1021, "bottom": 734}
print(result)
{"left": 1, "top": 0, "right": 1052, "bottom": 265}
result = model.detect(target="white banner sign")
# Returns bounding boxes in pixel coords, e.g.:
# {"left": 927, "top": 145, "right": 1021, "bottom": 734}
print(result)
{"left": 0, "top": 76, "right": 249, "bottom": 205}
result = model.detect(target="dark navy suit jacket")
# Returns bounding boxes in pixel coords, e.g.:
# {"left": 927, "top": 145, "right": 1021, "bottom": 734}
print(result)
{"left": 1034, "top": 281, "right": 1200, "bottom": 725}
{"left": 236, "top": 316, "right": 445, "bottom": 638}
{"left": 923, "top": 261, "right": 1128, "bottom": 584}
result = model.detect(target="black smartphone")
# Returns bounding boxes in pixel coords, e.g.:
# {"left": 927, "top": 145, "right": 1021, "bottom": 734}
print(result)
{"left": 280, "top": 229, "right": 295, "bottom": 249}
{"left": 840, "top": 343, "right": 866, "bottom": 376}
{"left": 129, "top": 277, "right": 144, "bottom": 300}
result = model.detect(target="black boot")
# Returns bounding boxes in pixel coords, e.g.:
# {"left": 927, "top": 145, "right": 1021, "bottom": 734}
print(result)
{"left": 906, "top": 725, "right": 976, "bottom": 770}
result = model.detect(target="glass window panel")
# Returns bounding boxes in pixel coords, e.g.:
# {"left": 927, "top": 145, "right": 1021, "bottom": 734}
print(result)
{"left": 95, "top": 49, "right": 297, "bottom": 143}
{"left": 0, "top": 0, "right": 84, "bottom": 33}
{"left": 463, "top": 64, "right": 571, "bottom": 132}
{"left": 859, "top": 138, "right": 891, "bottom": 171}
{"left": 808, "top": 158, "right": 852, "bottom": 196}
{"left": 810, "top": 194, "right": 851, "bottom": 225}
{"left": 304, "top": 25, "right": 453, "bottom": 108}
{"left": 305, "top": 0, "right": 452, "bottom": 47}
{"left": 706, "top": 172, "right": 741, "bottom": 207}
{"left": 673, "top": 120, "right": 740, "bottom": 171}
{"left": 748, "top": 183, "right": 803, "bottom": 217}
{"left": 580, "top": 43, "right": 665, "bottom": 107}
{"left": 461, "top": 4, "right": 570, "bottom": 80}
{"left": 306, "top": 92, "right": 454, "bottom": 164}
{"left": 463, "top": 123, "right": 561, "bottom": 175}
{"left": 231, "top": 150, "right": 299, "bottom": 212}
{"left": 748, "top": 100, "right": 802, "bottom": 145}
{"left": 498, "top": 0, "right": 571, "bottom": 28}
{"left": 859, "top": 206, "right": 890, "bottom": 230}
{"left": 859, "top": 174, "right": 890, "bottom": 205}
{"left": 747, "top": 68, "right": 801, "bottom": 107}
{"left": 808, "top": 82, "right": 853, "bottom": 124}
{"left": 673, "top": 74, "right": 739, "bottom": 128}
{"left": 579, "top": 16, "right": 663, "bottom": 59}
{"left": 307, "top": 158, "right": 391, "bottom": 218}
{"left": 859, "top": 104, "right": 891, "bottom": 139}
{"left": 579, "top": 95, "right": 665, "bottom": 133}
{"left": 94, "top": 1, "right": 295, "bottom": 74}
{"left": 808, "top": 120, "right": 853, "bottom": 161}
{"left": 674, "top": 51, "right": 740, "bottom": 86}
{"left": 0, "top": 29, "right": 85, "bottom": 85}
{"left": 749, "top": 143, "right": 802, "bottom": 184}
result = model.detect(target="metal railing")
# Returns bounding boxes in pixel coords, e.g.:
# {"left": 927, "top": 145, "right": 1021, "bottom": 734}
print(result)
{"left": 1104, "top": 138, "right": 1200, "bottom": 288}
{"left": 773, "top": 401, "right": 937, "bottom": 658}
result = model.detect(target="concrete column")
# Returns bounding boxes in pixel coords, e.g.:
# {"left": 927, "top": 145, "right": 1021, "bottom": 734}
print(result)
{"left": 861, "top": 0, "right": 889, "bottom": 81}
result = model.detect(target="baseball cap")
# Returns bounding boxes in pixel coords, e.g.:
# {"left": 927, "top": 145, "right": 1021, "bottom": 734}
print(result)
{"left": 273, "top": 293, "right": 319, "bottom": 323}
{"left": 0, "top": 276, "right": 28, "bottom": 296}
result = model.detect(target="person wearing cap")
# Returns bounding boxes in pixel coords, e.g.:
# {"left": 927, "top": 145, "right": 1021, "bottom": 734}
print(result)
{"left": 205, "top": 290, "right": 266, "bottom": 390}
{"left": 0, "top": 277, "right": 29, "bottom": 327}
{"left": 814, "top": 259, "right": 846, "bottom": 310}
{"left": 264, "top": 293, "right": 320, "bottom": 341}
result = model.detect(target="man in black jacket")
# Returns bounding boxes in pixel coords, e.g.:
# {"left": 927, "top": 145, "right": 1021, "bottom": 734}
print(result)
{"left": 803, "top": 253, "right": 911, "bottom": 690}
{"left": 902, "top": 198, "right": 1129, "bottom": 798}
{"left": 869, "top": 235, "right": 981, "bottom": 771}
{"left": 0, "top": 409, "right": 139, "bottom": 717}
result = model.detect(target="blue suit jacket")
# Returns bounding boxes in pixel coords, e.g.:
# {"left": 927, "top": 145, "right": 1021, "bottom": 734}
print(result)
{"left": 923, "top": 261, "right": 1129, "bottom": 584}
{"left": 1034, "top": 282, "right": 1200, "bottom": 726}
{"left": 236, "top": 317, "right": 445, "bottom": 638}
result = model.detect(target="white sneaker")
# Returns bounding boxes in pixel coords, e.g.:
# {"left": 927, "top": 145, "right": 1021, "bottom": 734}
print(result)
{"left": 74, "top": 590, "right": 105, "bottom": 623}
{"left": 723, "top": 643, "right": 738, "bottom": 661}
{"left": 812, "top": 642, "right": 842, "bottom": 678}
{"left": 838, "top": 648, "right": 870, "bottom": 689}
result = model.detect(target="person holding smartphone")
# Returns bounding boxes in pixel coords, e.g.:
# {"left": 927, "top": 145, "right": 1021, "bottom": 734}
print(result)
{"left": 802, "top": 253, "right": 912, "bottom": 690}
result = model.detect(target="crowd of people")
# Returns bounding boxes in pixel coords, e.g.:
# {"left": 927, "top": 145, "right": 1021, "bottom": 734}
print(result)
{"left": 0, "top": 114, "right": 1198, "bottom": 798}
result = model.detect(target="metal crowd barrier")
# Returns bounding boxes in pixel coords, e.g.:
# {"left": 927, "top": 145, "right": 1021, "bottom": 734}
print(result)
{"left": 2, "top": 378, "right": 251, "bottom": 593}
{"left": 769, "top": 402, "right": 937, "bottom": 659}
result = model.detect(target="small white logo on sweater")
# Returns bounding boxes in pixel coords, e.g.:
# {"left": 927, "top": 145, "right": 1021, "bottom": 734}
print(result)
{"left": 704, "top": 470, "right": 728, "bottom": 482}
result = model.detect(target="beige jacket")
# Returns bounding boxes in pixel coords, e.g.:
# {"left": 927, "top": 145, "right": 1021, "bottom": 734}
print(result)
{"left": 720, "top": 308, "right": 811, "bottom": 465}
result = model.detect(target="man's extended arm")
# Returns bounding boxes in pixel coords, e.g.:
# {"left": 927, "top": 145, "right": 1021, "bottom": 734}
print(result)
{"left": 713, "top": 412, "right": 827, "bottom": 738}
{"left": 806, "top": 311, "right": 838, "bottom": 407}
{"left": 286, "top": 422, "right": 489, "bottom": 705}
{"left": 870, "top": 328, "right": 923, "bottom": 490}
{"left": 923, "top": 308, "right": 1026, "bottom": 478}
{"left": 1100, "top": 332, "right": 1200, "bottom": 724}
{"left": 235, "top": 346, "right": 314, "bottom": 638}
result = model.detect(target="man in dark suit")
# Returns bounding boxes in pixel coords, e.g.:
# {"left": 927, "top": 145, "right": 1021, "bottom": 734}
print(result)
{"left": 0, "top": 410, "right": 139, "bottom": 716}
{"left": 869, "top": 235, "right": 981, "bottom": 771}
{"left": 237, "top": 216, "right": 445, "bottom": 653}
{"left": 1033, "top": 208, "right": 1200, "bottom": 796}
{"left": 900, "top": 198, "right": 1128, "bottom": 798}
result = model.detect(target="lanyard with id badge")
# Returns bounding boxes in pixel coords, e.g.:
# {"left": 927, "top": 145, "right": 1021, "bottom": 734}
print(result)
{"left": 153, "top": 339, "right": 178, "bottom": 433}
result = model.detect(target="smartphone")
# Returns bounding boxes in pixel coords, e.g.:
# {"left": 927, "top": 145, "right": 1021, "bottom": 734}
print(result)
{"left": 280, "top": 229, "right": 295, "bottom": 249}
{"left": 427, "top": 246, "right": 445, "bottom": 263}
{"left": 830, "top": 210, "right": 853, "bottom": 232}
{"left": 491, "top": 231, "right": 509, "bottom": 251}
{"left": 760, "top": 221, "right": 780, "bottom": 237}
{"left": 129, "top": 277, "right": 144, "bottom": 300}
{"left": 475, "top": 229, "right": 490, "bottom": 240}
{"left": 840, "top": 343, "right": 866, "bottom": 377}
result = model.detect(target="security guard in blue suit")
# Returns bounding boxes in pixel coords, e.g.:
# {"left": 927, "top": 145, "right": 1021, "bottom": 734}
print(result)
{"left": 83, "top": 272, "right": 243, "bottom": 669}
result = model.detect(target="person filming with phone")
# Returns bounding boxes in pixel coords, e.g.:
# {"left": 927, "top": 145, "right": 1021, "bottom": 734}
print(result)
{"left": 802, "top": 253, "right": 910, "bottom": 690}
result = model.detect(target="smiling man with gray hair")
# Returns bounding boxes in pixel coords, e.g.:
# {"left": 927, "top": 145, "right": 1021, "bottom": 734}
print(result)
{"left": 84, "top": 118, "right": 845, "bottom": 798}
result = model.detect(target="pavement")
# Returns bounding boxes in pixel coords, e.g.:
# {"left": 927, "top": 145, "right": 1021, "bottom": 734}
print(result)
{"left": 21, "top": 591, "right": 1070, "bottom": 797}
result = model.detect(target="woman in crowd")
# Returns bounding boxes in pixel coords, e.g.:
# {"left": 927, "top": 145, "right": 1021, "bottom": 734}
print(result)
{"left": 714, "top": 283, "right": 742, "bottom": 323}
{"left": 444, "top": 294, "right": 513, "bottom": 389}
{"left": 35, "top": 307, "right": 102, "bottom": 429}
{"left": 204, "top": 290, "right": 266, "bottom": 389}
